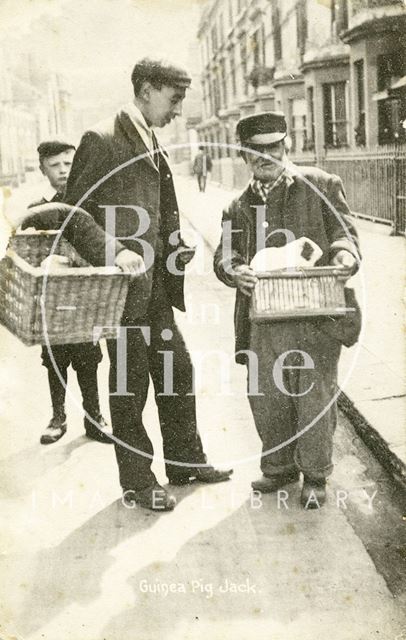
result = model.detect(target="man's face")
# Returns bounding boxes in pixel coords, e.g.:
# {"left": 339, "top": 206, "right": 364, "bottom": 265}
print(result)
{"left": 143, "top": 85, "right": 186, "bottom": 128}
{"left": 40, "top": 149, "right": 75, "bottom": 192}
{"left": 243, "top": 140, "right": 286, "bottom": 182}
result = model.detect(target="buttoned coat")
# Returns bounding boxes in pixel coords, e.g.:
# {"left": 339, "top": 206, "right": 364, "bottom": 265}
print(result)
{"left": 63, "top": 106, "right": 186, "bottom": 318}
{"left": 213, "top": 165, "right": 362, "bottom": 363}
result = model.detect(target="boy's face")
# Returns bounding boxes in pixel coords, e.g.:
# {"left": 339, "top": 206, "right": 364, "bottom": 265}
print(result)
{"left": 243, "top": 140, "right": 286, "bottom": 182}
{"left": 40, "top": 149, "right": 75, "bottom": 192}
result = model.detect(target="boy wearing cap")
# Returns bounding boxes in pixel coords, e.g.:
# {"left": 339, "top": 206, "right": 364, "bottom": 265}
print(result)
{"left": 23, "top": 140, "right": 111, "bottom": 445}
{"left": 214, "top": 112, "right": 361, "bottom": 508}
{"left": 61, "top": 58, "right": 232, "bottom": 511}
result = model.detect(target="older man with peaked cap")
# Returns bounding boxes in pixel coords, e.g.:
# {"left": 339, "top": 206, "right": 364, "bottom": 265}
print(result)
{"left": 214, "top": 111, "right": 361, "bottom": 509}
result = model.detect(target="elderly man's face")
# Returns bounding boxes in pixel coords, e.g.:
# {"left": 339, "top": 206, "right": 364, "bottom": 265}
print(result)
{"left": 243, "top": 140, "right": 286, "bottom": 182}
{"left": 40, "top": 149, "right": 75, "bottom": 192}
{"left": 143, "top": 85, "right": 186, "bottom": 128}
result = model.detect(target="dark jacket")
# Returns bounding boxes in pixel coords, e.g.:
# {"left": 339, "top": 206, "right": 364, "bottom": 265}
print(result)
{"left": 63, "top": 106, "right": 187, "bottom": 318}
{"left": 193, "top": 152, "right": 212, "bottom": 176}
{"left": 213, "top": 165, "right": 362, "bottom": 363}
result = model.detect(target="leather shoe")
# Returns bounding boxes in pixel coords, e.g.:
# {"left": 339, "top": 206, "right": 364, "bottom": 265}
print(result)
{"left": 84, "top": 415, "right": 113, "bottom": 444}
{"left": 122, "top": 483, "right": 176, "bottom": 512}
{"left": 301, "top": 477, "right": 327, "bottom": 509}
{"left": 40, "top": 416, "right": 67, "bottom": 445}
{"left": 168, "top": 465, "right": 233, "bottom": 485}
{"left": 251, "top": 469, "right": 300, "bottom": 493}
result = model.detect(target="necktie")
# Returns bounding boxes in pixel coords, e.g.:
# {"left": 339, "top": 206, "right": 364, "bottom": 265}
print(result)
{"left": 151, "top": 130, "right": 160, "bottom": 169}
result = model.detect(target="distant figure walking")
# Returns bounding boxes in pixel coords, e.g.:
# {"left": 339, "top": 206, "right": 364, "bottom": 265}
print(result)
{"left": 193, "top": 145, "right": 212, "bottom": 192}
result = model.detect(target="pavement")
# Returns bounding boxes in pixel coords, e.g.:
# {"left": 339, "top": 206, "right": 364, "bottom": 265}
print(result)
{"left": 174, "top": 174, "right": 406, "bottom": 490}
{"left": 0, "top": 174, "right": 405, "bottom": 639}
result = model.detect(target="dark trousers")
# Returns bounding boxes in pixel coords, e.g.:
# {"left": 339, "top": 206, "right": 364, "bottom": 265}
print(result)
{"left": 42, "top": 343, "right": 103, "bottom": 423}
{"left": 107, "top": 273, "right": 206, "bottom": 491}
{"left": 248, "top": 320, "right": 341, "bottom": 481}
{"left": 197, "top": 174, "right": 207, "bottom": 192}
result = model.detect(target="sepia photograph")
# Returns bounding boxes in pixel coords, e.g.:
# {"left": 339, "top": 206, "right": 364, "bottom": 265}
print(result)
{"left": 0, "top": 0, "right": 405, "bottom": 639}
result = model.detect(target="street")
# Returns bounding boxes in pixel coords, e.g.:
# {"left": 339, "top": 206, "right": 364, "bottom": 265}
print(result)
{"left": 0, "top": 177, "right": 405, "bottom": 640}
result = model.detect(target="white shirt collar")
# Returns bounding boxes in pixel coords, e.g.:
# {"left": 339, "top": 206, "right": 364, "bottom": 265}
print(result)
{"left": 125, "top": 101, "right": 154, "bottom": 153}
{"left": 42, "top": 184, "right": 58, "bottom": 202}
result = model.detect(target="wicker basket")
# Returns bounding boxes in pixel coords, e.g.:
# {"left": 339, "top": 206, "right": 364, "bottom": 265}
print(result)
{"left": 0, "top": 231, "right": 131, "bottom": 346}
{"left": 250, "top": 266, "right": 353, "bottom": 323}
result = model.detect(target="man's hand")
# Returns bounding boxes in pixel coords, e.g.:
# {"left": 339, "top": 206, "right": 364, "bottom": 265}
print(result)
{"left": 233, "top": 264, "right": 258, "bottom": 296}
{"left": 114, "top": 249, "right": 146, "bottom": 276}
{"left": 331, "top": 249, "right": 357, "bottom": 281}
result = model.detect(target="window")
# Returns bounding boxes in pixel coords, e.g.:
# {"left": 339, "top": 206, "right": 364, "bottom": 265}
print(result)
{"left": 220, "top": 59, "right": 228, "bottom": 108}
{"left": 209, "top": 133, "right": 217, "bottom": 159}
{"left": 331, "top": 0, "right": 349, "bottom": 35}
{"left": 260, "top": 24, "right": 266, "bottom": 67}
{"left": 202, "top": 78, "right": 207, "bottom": 118}
{"left": 213, "top": 71, "right": 221, "bottom": 114}
{"left": 289, "top": 98, "right": 307, "bottom": 153}
{"left": 239, "top": 34, "right": 248, "bottom": 94}
{"left": 377, "top": 51, "right": 406, "bottom": 144}
{"left": 306, "top": 86, "right": 315, "bottom": 150}
{"left": 211, "top": 25, "right": 218, "bottom": 54}
{"left": 272, "top": 3, "right": 282, "bottom": 62}
{"left": 251, "top": 28, "right": 266, "bottom": 67}
{"left": 209, "top": 75, "right": 217, "bottom": 116}
{"left": 215, "top": 130, "right": 222, "bottom": 159}
{"left": 251, "top": 31, "right": 260, "bottom": 66}
{"left": 378, "top": 52, "right": 405, "bottom": 92}
{"left": 224, "top": 124, "right": 231, "bottom": 157}
{"left": 210, "top": 77, "right": 215, "bottom": 115}
{"left": 323, "top": 81, "right": 349, "bottom": 147}
{"left": 354, "top": 59, "right": 366, "bottom": 146}
{"left": 296, "top": 0, "right": 308, "bottom": 57}
{"left": 229, "top": 45, "right": 237, "bottom": 97}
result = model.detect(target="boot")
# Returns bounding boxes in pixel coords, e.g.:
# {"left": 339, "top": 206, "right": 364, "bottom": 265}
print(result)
{"left": 40, "top": 413, "right": 67, "bottom": 445}
{"left": 301, "top": 477, "right": 327, "bottom": 509}
{"left": 76, "top": 366, "right": 113, "bottom": 444}
{"left": 42, "top": 367, "right": 68, "bottom": 444}
{"left": 251, "top": 469, "right": 300, "bottom": 493}
{"left": 84, "top": 414, "right": 113, "bottom": 444}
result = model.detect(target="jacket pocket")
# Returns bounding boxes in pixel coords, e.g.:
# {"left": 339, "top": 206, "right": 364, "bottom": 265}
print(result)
{"left": 318, "top": 288, "right": 362, "bottom": 348}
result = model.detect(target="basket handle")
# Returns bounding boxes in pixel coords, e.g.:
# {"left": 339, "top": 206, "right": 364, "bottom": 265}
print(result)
{"left": 21, "top": 202, "right": 91, "bottom": 232}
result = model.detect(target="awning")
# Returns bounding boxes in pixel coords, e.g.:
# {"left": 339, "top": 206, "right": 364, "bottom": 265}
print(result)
{"left": 372, "top": 90, "right": 389, "bottom": 102}
{"left": 391, "top": 75, "right": 406, "bottom": 90}
{"left": 372, "top": 76, "right": 406, "bottom": 101}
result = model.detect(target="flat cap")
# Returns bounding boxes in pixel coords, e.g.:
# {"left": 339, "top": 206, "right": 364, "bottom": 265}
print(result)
{"left": 160, "top": 64, "right": 192, "bottom": 89}
{"left": 37, "top": 140, "right": 76, "bottom": 160}
{"left": 236, "top": 112, "right": 287, "bottom": 145}
{"left": 131, "top": 58, "right": 192, "bottom": 91}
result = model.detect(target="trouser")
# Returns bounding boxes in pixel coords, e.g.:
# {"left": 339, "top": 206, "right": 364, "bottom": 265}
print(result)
{"left": 197, "top": 174, "right": 207, "bottom": 192}
{"left": 107, "top": 270, "right": 206, "bottom": 491}
{"left": 248, "top": 320, "right": 341, "bottom": 481}
{"left": 42, "top": 343, "right": 103, "bottom": 422}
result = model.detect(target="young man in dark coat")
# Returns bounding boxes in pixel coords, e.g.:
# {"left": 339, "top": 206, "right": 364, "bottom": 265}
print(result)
{"left": 63, "top": 59, "right": 232, "bottom": 511}
{"left": 214, "top": 112, "right": 361, "bottom": 508}
{"left": 24, "top": 140, "right": 111, "bottom": 445}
